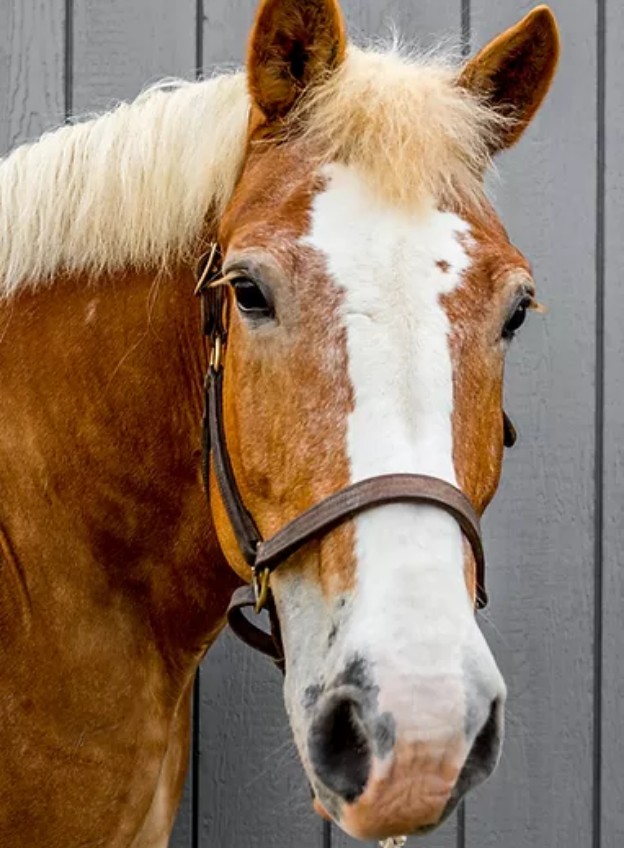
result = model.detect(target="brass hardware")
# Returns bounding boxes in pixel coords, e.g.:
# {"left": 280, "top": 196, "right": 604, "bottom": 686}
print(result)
{"left": 210, "top": 334, "right": 223, "bottom": 371}
{"left": 253, "top": 567, "right": 271, "bottom": 614}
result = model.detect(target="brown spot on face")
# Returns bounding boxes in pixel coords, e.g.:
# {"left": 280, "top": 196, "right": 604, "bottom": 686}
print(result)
{"left": 436, "top": 259, "right": 451, "bottom": 273}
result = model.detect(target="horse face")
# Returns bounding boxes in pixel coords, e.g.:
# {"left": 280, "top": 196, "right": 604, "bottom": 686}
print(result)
{"left": 211, "top": 0, "right": 559, "bottom": 839}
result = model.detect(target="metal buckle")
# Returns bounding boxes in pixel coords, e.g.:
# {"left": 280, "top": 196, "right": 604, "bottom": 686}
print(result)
{"left": 210, "top": 334, "right": 223, "bottom": 371}
{"left": 252, "top": 567, "right": 271, "bottom": 614}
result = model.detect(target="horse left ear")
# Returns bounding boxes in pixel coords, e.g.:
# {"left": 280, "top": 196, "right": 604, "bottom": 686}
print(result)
{"left": 458, "top": 5, "right": 560, "bottom": 154}
{"left": 247, "top": 0, "right": 347, "bottom": 123}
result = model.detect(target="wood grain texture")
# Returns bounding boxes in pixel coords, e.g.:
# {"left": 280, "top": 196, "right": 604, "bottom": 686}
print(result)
{"left": 0, "top": 0, "right": 65, "bottom": 154}
{"left": 72, "top": 0, "right": 196, "bottom": 113}
{"left": 602, "top": 0, "right": 623, "bottom": 843}
{"left": 340, "top": 0, "right": 461, "bottom": 50}
{"left": 202, "top": 0, "right": 257, "bottom": 70}
{"left": 199, "top": 630, "right": 323, "bottom": 847}
{"left": 465, "top": 2, "right": 596, "bottom": 847}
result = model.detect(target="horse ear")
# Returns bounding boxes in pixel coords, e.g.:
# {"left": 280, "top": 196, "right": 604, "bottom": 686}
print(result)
{"left": 458, "top": 5, "right": 560, "bottom": 154}
{"left": 247, "top": 0, "right": 347, "bottom": 122}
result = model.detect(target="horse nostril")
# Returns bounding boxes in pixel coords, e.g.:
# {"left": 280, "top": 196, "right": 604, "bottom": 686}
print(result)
{"left": 458, "top": 696, "right": 503, "bottom": 794}
{"left": 472, "top": 697, "right": 502, "bottom": 768}
{"left": 308, "top": 690, "right": 371, "bottom": 804}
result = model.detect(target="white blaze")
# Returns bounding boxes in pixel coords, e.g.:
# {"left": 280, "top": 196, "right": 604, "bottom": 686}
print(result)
{"left": 305, "top": 164, "right": 499, "bottom": 742}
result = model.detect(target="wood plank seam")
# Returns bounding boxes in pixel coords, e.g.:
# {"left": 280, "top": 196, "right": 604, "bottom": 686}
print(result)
{"left": 593, "top": 0, "right": 606, "bottom": 847}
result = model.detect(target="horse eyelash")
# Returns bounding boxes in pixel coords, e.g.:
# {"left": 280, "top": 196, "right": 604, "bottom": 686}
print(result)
{"left": 529, "top": 298, "right": 547, "bottom": 315}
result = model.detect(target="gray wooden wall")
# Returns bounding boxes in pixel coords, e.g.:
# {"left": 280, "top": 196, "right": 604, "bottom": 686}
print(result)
{"left": 0, "top": 1, "right": 619, "bottom": 846}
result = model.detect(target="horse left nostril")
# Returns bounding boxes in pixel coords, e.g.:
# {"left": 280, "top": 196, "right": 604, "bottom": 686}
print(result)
{"left": 457, "top": 696, "right": 503, "bottom": 796}
{"left": 308, "top": 689, "right": 371, "bottom": 804}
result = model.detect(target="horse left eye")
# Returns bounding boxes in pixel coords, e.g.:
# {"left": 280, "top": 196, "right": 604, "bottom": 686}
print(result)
{"left": 231, "top": 278, "right": 273, "bottom": 318}
{"left": 503, "top": 297, "right": 531, "bottom": 339}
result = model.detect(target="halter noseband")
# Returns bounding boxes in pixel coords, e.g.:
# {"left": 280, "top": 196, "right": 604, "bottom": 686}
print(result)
{"left": 196, "top": 245, "right": 515, "bottom": 667}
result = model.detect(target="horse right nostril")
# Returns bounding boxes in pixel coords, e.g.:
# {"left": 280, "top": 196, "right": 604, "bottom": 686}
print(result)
{"left": 308, "top": 690, "right": 371, "bottom": 804}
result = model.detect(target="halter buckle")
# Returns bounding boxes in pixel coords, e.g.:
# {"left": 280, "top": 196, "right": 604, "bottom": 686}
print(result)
{"left": 210, "top": 334, "right": 224, "bottom": 371}
{"left": 253, "top": 567, "right": 271, "bottom": 614}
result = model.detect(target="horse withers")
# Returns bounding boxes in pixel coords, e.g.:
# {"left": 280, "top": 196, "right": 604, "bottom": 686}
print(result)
{"left": 0, "top": 0, "right": 559, "bottom": 844}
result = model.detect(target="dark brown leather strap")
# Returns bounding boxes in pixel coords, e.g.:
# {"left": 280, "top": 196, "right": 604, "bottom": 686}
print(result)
{"left": 255, "top": 474, "right": 485, "bottom": 607}
{"left": 226, "top": 474, "right": 487, "bottom": 664}
{"left": 207, "top": 368, "right": 261, "bottom": 564}
{"left": 227, "top": 585, "right": 284, "bottom": 666}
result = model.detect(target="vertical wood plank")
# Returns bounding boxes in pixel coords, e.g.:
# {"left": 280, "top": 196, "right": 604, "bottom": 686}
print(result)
{"left": 602, "top": 0, "right": 623, "bottom": 843}
{"left": 199, "top": 630, "right": 323, "bottom": 848}
{"left": 201, "top": 0, "right": 257, "bottom": 70}
{"left": 0, "top": 0, "right": 65, "bottom": 154}
{"left": 465, "top": 2, "right": 596, "bottom": 847}
{"left": 72, "top": 0, "right": 196, "bottom": 113}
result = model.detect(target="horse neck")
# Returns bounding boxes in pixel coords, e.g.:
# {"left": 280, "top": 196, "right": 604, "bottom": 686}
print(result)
{"left": 0, "top": 266, "right": 239, "bottom": 673}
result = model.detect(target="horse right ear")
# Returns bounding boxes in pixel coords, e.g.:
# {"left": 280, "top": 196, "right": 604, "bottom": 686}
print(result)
{"left": 247, "top": 0, "right": 347, "bottom": 123}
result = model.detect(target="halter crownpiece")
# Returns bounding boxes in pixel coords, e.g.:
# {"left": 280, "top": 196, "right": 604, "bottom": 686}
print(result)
{"left": 196, "top": 243, "right": 515, "bottom": 668}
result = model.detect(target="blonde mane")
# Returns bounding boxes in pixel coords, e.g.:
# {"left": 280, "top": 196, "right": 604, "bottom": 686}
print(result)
{"left": 0, "top": 44, "right": 504, "bottom": 297}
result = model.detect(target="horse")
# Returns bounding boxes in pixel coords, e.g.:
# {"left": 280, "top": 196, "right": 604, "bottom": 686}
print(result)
{"left": 0, "top": 0, "right": 559, "bottom": 844}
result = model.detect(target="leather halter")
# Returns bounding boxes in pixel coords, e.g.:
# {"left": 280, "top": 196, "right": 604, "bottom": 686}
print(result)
{"left": 196, "top": 245, "right": 515, "bottom": 667}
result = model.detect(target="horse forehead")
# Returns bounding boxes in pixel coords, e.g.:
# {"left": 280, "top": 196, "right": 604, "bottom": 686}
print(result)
{"left": 301, "top": 167, "right": 532, "bottom": 314}
{"left": 302, "top": 164, "right": 472, "bottom": 305}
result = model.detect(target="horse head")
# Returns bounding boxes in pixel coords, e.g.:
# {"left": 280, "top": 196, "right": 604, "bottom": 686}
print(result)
{"left": 201, "top": 0, "right": 560, "bottom": 840}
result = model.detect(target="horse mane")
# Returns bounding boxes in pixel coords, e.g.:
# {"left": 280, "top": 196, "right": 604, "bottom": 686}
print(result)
{"left": 0, "top": 74, "right": 250, "bottom": 297}
{"left": 0, "top": 43, "right": 505, "bottom": 298}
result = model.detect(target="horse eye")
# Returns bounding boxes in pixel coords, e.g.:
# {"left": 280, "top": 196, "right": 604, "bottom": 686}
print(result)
{"left": 503, "top": 297, "right": 531, "bottom": 340}
{"left": 231, "top": 278, "right": 273, "bottom": 318}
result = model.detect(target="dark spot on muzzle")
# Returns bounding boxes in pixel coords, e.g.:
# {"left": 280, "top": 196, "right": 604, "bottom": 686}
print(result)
{"left": 373, "top": 711, "right": 396, "bottom": 758}
{"left": 303, "top": 683, "right": 323, "bottom": 711}
{"left": 333, "top": 655, "right": 375, "bottom": 694}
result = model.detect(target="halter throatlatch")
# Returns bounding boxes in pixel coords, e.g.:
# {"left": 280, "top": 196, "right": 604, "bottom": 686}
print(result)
{"left": 196, "top": 243, "right": 514, "bottom": 667}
